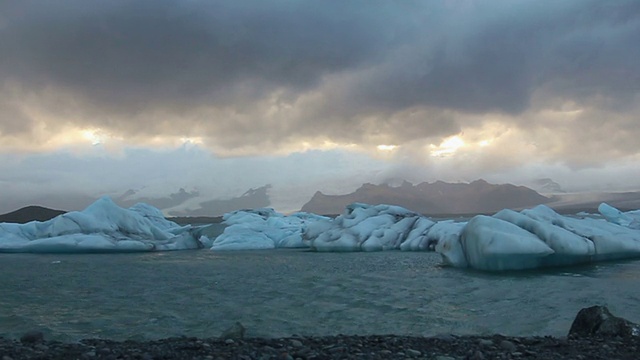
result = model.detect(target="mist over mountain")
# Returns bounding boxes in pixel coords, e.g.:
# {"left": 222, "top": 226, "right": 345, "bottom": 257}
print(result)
{"left": 530, "top": 178, "right": 565, "bottom": 194}
{"left": 117, "top": 188, "right": 200, "bottom": 210}
{"left": 301, "top": 180, "right": 551, "bottom": 215}
{"left": 168, "top": 185, "right": 271, "bottom": 217}
{"left": 4, "top": 180, "right": 640, "bottom": 224}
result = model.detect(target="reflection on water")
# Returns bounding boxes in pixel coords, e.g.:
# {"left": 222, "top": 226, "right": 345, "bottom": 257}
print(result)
{"left": 1, "top": 250, "right": 640, "bottom": 341}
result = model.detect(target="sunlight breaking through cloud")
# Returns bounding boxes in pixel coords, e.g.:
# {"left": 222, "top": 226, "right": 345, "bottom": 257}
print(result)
{"left": 430, "top": 136, "right": 465, "bottom": 157}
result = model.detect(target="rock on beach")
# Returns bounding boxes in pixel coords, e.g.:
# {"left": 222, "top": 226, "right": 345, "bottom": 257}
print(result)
{"left": 2, "top": 307, "right": 640, "bottom": 359}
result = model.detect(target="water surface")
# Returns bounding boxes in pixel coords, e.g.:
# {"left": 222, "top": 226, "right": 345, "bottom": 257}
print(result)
{"left": 1, "top": 250, "right": 639, "bottom": 341}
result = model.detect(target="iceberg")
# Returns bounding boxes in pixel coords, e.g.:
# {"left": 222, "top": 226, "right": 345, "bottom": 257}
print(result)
{"left": 210, "top": 208, "right": 328, "bottom": 251}
{"left": 303, "top": 203, "right": 437, "bottom": 251}
{"left": 438, "top": 204, "right": 640, "bottom": 271}
{"left": 0, "top": 197, "right": 201, "bottom": 253}
{"left": 300, "top": 202, "right": 640, "bottom": 271}
{"left": 2, "top": 195, "right": 639, "bottom": 272}
{"left": 431, "top": 221, "right": 468, "bottom": 267}
{"left": 598, "top": 203, "right": 640, "bottom": 230}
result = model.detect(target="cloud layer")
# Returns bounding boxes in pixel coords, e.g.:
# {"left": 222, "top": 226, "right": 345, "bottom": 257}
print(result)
{"left": 0, "top": 1, "right": 639, "bottom": 211}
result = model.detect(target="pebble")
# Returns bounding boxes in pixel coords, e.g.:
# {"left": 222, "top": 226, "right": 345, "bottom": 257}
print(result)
{"left": 478, "top": 339, "right": 493, "bottom": 347}
{"left": 20, "top": 331, "right": 44, "bottom": 344}
{"left": 500, "top": 339, "right": 517, "bottom": 352}
{"left": 34, "top": 344, "right": 49, "bottom": 351}
{"left": 290, "top": 339, "right": 303, "bottom": 348}
{"left": 220, "top": 322, "right": 246, "bottom": 340}
{"left": 434, "top": 334, "right": 457, "bottom": 343}
{"left": 435, "top": 356, "right": 456, "bottom": 360}
{"left": 0, "top": 332, "right": 637, "bottom": 359}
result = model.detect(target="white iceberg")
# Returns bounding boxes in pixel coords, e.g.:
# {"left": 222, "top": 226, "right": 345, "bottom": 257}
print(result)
{"left": 0, "top": 197, "right": 201, "bottom": 253}
{"left": 3, "top": 195, "right": 639, "bottom": 272}
{"left": 598, "top": 203, "right": 640, "bottom": 230}
{"left": 210, "top": 208, "right": 327, "bottom": 251}
{"left": 431, "top": 221, "right": 468, "bottom": 267}
{"left": 300, "top": 202, "right": 640, "bottom": 271}
{"left": 438, "top": 204, "right": 640, "bottom": 271}
{"left": 304, "top": 203, "right": 438, "bottom": 251}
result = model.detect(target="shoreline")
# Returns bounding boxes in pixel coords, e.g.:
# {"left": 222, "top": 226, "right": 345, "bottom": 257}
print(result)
{"left": 2, "top": 333, "right": 639, "bottom": 360}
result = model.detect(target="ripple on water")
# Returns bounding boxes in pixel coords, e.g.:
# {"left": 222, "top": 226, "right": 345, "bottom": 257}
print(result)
{"left": 1, "top": 250, "right": 640, "bottom": 341}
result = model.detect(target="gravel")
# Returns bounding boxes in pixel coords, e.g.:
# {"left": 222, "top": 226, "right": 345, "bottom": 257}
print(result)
{"left": 1, "top": 333, "right": 639, "bottom": 360}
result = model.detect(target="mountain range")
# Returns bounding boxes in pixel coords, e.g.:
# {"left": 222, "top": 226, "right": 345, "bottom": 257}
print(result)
{"left": 301, "top": 179, "right": 552, "bottom": 215}
{"left": 3, "top": 179, "right": 640, "bottom": 223}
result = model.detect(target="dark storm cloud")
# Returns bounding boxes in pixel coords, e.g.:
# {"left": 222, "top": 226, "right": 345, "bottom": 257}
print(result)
{"left": 348, "top": 0, "right": 640, "bottom": 115}
{"left": 0, "top": 0, "right": 638, "bottom": 155}
{"left": 0, "top": 0, "right": 394, "bottom": 110}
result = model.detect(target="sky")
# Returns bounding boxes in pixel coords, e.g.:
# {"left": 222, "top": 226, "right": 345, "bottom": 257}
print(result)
{"left": 0, "top": 0, "right": 639, "bottom": 214}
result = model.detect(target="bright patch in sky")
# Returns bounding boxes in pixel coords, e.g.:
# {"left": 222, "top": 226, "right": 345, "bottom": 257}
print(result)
{"left": 82, "top": 129, "right": 103, "bottom": 145}
{"left": 179, "top": 137, "right": 204, "bottom": 146}
{"left": 376, "top": 145, "right": 397, "bottom": 151}
{"left": 430, "top": 136, "right": 465, "bottom": 157}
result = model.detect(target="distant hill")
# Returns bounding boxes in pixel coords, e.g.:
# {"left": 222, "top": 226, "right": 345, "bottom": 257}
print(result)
{"left": 301, "top": 179, "right": 552, "bottom": 215}
{"left": 0, "top": 206, "right": 66, "bottom": 224}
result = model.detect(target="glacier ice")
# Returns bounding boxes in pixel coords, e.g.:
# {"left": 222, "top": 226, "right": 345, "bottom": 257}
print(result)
{"left": 303, "top": 203, "right": 435, "bottom": 251}
{"left": 301, "top": 202, "right": 640, "bottom": 271}
{"left": 598, "top": 203, "right": 640, "bottom": 230}
{"left": 210, "top": 208, "right": 328, "bottom": 251}
{"left": 1, "top": 195, "right": 639, "bottom": 272}
{"left": 0, "top": 197, "right": 201, "bottom": 253}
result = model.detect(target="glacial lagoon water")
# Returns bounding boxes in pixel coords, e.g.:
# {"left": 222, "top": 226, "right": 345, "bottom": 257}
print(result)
{"left": 2, "top": 249, "right": 640, "bottom": 342}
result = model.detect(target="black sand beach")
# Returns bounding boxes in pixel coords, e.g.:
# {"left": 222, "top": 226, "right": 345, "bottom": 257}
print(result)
{"left": 2, "top": 333, "right": 638, "bottom": 360}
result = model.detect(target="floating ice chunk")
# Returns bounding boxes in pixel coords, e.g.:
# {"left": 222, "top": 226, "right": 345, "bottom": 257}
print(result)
{"left": 128, "top": 202, "right": 181, "bottom": 231}
{"left": 494, "top": 209, "right": 595, "bottom": 256}
{"left": 599, "top": 203, "right": 640, "bottom": 230}
{"left": 437, "top": 204, "right": 640, "bottom": 271}
{"left": 12, "top": 234, "right": 142, "bottom": 253}
{"left": 460, "top": 215, "right": 555, "bottom": 271}
{"left": 523, "top": 205, "right": 640, "bottom": 260}
{"left": 211, "top": 230, "right": 279, "bottom": 250}
{"left": 198, "top": 235, "right": 214, "bottom": 248}
{"left": 305, "top": 203, "right": 424, "bottom": 252}
{"left": 399, "top": 217, "right": 436, "bottom": 251}
{"left": 210, "top": 208, "right": 326, "bottom": 251}
{"left": 431, "top": 221, "right": 467, "bottom": 267}
{"left": 0, "top": 197, "right": 200, "bottom": 253}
